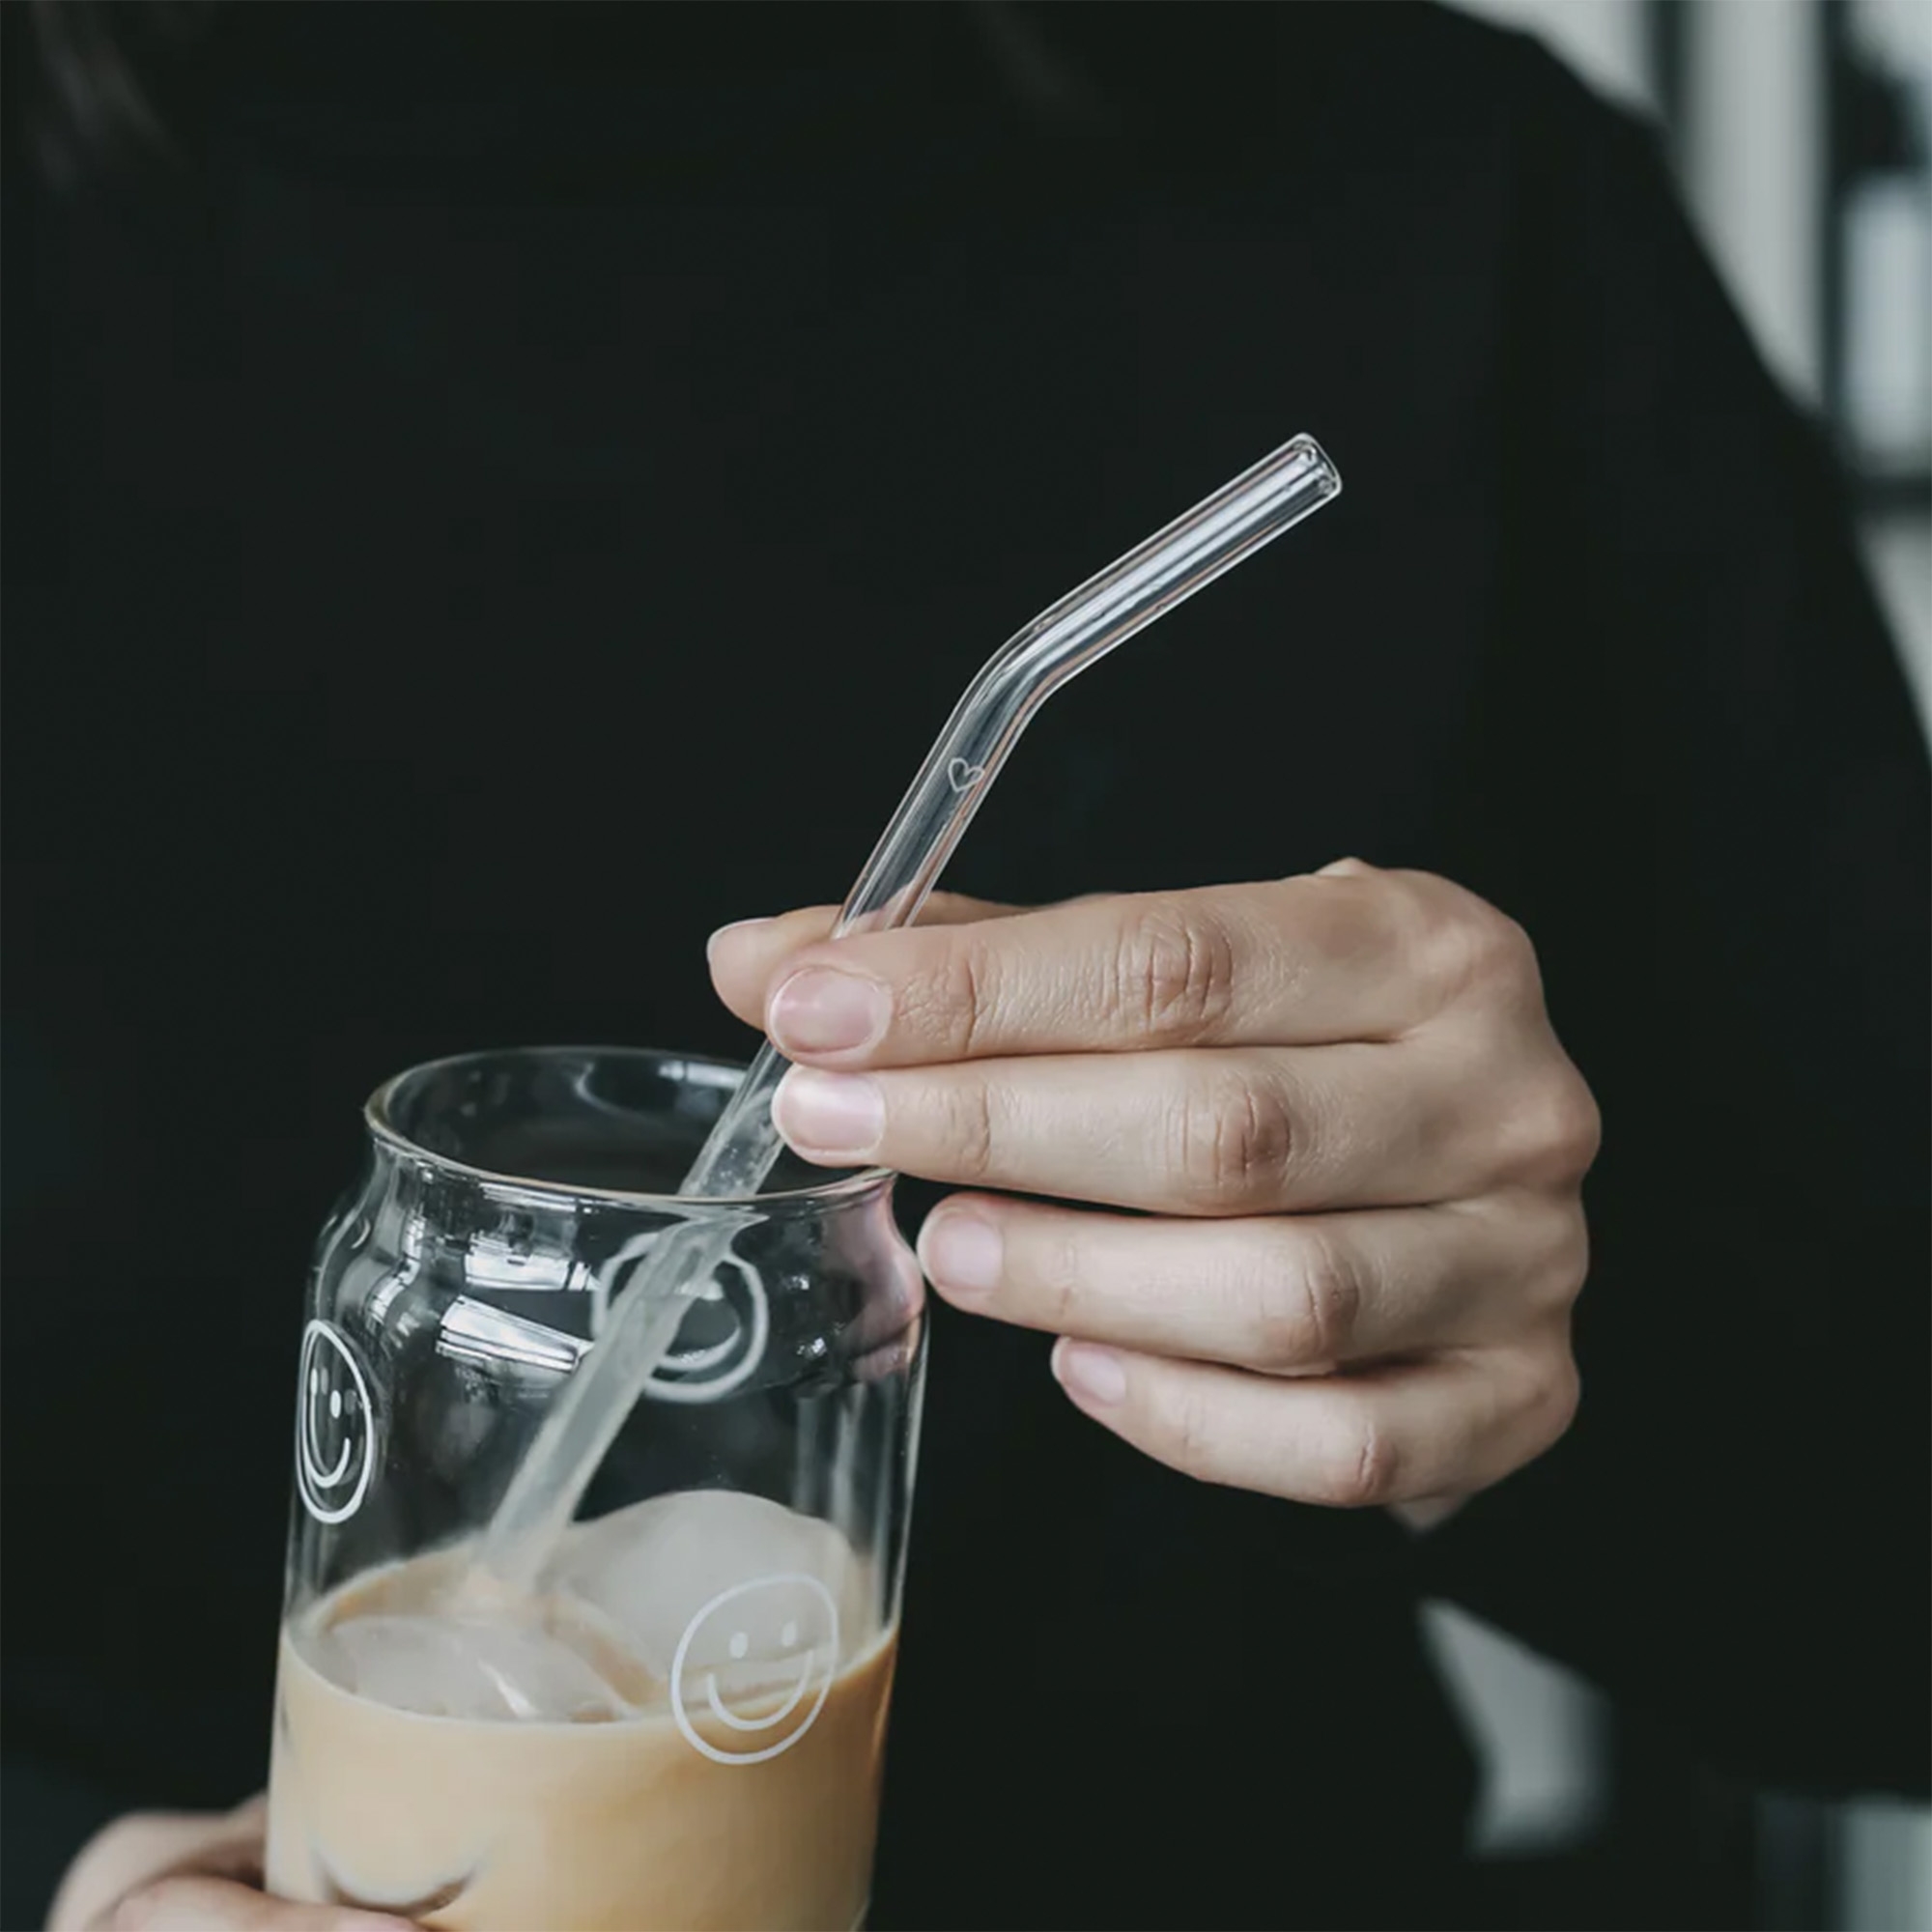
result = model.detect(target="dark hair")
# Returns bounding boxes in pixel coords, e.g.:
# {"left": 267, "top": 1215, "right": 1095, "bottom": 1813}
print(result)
{"left": 15, "top": 2, "right": 1272, "bottom": 188}
{"left": 15, "top": 0, "right": 212, "bottom": 183}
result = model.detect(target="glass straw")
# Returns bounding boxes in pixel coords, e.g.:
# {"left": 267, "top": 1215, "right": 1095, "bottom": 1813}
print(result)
{"left": 479, "top": 433, "right": 1342, "bottom": 1586}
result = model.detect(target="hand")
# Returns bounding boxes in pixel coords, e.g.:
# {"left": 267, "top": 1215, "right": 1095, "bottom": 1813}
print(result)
{"left": 709, "top": 865, "right": 1598, "bottom": 1517}
{"left": 48, "top": 1798, "right": 412, "bottom": 1932}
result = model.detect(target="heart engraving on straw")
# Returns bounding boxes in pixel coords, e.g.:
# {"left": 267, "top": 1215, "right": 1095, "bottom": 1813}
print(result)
{"left": 475, "top": 434, "right": 1341, "bottom": 1591}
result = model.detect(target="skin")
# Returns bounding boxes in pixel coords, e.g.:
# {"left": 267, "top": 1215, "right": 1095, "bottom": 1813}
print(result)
{"left": 45, "top": 1799, "right": 406, "bottom": 1932}
{"left": 712, "top": 863, "right": 1599, "bottom": 1517}
{"left": 56, "top": 862, "right": 1598, "bottom": 1925}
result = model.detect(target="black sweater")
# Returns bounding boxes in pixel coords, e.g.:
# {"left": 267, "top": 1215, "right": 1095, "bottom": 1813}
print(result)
{"left": 4, "top": 6, "right": 1925, "bottom": 1928}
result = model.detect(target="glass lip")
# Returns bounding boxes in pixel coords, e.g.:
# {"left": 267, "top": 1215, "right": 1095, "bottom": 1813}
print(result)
{"left": 363, "top": 1044, "right": 895, "bottom": 1211}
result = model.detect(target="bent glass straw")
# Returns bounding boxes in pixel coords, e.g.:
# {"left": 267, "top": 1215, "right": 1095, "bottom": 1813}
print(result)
{"left": 481, "top": 434, "right": 1343, "bottom": 1584}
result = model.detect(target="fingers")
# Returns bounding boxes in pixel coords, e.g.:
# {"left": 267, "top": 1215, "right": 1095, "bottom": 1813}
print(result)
{"left": 93, "top": 1876, "right": 411, "bottom": 1932}
{"left": 1048, "top": 1337, "right": 1579, "bottom": 1507}
{"left": 52, "top": 1802, "right": 411, "bottom": 1932}
{"left": 919, "top": 1190, "right": 1586, "bottom": 1369}
{"left": 706, "top": 893, "right": 1020, "bottom": 1031}
{"left": 773, "top": 1037, "right": 1490, "bottom": 1214}
{"left": 716, "top": 867, "right": 1594, "bottom": 1519}
{"left": 52, "top": 1809, "right": 259, "bottom": 1932}
{"left": 745, "top": 868, "right": 1522, "bottom": 1070}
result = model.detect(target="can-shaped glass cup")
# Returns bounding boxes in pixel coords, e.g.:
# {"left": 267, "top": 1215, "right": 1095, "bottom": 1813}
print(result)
{"left": 266, "top": 1046, "right": 926, "bottom": 1932}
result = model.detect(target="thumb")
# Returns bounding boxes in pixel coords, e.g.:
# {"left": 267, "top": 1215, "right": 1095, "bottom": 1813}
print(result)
{"left": 90, "top": 1875, "right": 412, "bottom": 1932}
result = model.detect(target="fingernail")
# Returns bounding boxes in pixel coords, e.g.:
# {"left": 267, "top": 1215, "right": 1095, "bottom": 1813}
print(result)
{"left": 769, "top": 966, "right": 891, "bottom": 1056}
{"left": 706, "top": 917, "right": 772, "bottom": 966}
{"left": 773, "top": 1068, "right": 885, "bottom": 1159}
{"left": 921, "top": 1209, "right": 1003, "bottom": 1303}
{"left": 1053, "top": 1340, "right": 1126, "bottom": 1406}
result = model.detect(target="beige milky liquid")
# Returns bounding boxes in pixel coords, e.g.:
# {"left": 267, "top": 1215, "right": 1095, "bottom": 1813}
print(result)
{"left": 267, "top": 1492, "right": 897, "bottom": 1932}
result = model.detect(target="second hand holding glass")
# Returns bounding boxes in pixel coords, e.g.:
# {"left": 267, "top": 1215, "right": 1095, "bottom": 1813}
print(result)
{"left": 478, "top": 433, "right": 1344, "bottom": 1588}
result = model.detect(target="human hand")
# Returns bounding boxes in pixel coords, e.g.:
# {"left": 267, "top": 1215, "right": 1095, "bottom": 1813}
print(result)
{"left": 47, "top": 1798, "right": 412, "bottom": 1932}
{"left": 709, "top": 865, "right": 1598, "bottom": 1518}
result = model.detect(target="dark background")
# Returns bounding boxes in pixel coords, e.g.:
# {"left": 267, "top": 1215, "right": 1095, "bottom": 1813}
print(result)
{"left": 4, "top": 5, "right": 1926, "bottom": 1928}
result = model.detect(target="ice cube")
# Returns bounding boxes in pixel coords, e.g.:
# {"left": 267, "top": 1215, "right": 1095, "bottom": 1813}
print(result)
{"left": 318, "top": 1611, "right": 631, "bottom": 1723}
{"left": 556, "top": 1490, "right": 855, "bottom": 1676}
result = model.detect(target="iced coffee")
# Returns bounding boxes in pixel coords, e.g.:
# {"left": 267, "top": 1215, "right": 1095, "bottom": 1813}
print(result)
{"left": 269, "top": 1491, "right": 895, "bottom": 1931}
{"left": 270, "top": 1047, "right": 926, "bottom": 1931}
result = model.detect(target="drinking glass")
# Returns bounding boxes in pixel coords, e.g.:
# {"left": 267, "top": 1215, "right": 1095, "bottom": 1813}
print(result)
{"left": 265, "top": 1046, "right": 926, "bottom": 1932}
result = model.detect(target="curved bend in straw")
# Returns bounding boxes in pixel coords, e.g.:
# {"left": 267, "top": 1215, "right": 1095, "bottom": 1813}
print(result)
{"left": 480, "top": 433, "right": 1341, "bottom": 1579}
{"left": 693, "top": 431, "right": 1342, "bottom": 1195}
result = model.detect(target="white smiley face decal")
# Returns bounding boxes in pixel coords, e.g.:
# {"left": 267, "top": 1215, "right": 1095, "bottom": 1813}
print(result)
{"left": 296, "top": 1320, "right": 376, "bottom": 1525}
{"left": 669, "top": 1573, "right": 839, "bottom": 1766}
{"left": 596, "top": 1231, "right": 771, "bottom": 1406}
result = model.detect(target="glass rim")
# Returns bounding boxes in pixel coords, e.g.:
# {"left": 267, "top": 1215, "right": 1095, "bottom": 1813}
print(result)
{"left": 363, "top": 1043, "right": 895, "bottom": 1210}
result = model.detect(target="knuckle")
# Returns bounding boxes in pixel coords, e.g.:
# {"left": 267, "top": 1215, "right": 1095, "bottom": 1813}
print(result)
{"left": 1463, "top": 916, "right": 1536, "bottom": 1009}
{"left": 1395, "top": 877, "right": 1478, "bottom": 1007}
{"left": 1034, "top": 1225, "right": 1090, "bottom": 1332}
{"left": 73, "top": 1815, "right": 150, "bottom": 1877}
{"left": 1244, "top": 1226, "right": 1359, "bottom": 1368}
{"left": 1496, "top": 1187, "right": 1590, "bottom": 1316}
{"left": 896, "top": 932, "right": 999, "bottom": 1059}
{"left": 1485, "top": 911, "right": 1543, "bottom": 998}
{"left": 947, "top": 930, "right": 1001, "bottom": 1058}
{"left": 1169, "top": 1072, "right": 1294, "bottom": 1212}
{"left": 1115, "top": 897, "right": 1237, "bottom": 1044}
{"left": 1294, "top": 1225, "right": 1365, "bottom": 1364}
{"left": 1410, "top": 881, "right": 1540, "bottom": 1015}
{"left": 1508, "top": 1067, "right": 1603, "bottom": 1183}
{"left": 1523, "top": 1342, "right": 1582, "bottom": 1452}
{"left": 1163, "top": 1382, "right": 1223, "bottom": 1482}
{"left": 1548, "top": 1354, "right": 1582, "bottom": 1442}
{"left": 1539, "top": 1204, "right": 1592, "bottom": 1314}
{"left": 109, "top": 1880, "right": 193, "bottom": 1932}
{"left": 1333, "top": 1414, "right": 1400, "bottom": 1508}
{"left": 1550, "top": 1071, "right": 1604, "bottom": 1173}
{"left": 939, "top": 1076, "right": 1001, "bottom": 1183}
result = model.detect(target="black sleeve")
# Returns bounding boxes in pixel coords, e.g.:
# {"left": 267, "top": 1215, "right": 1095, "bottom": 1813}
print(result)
{"left": 1421, "top": 45, "right": 1930, "bottom": 1800}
